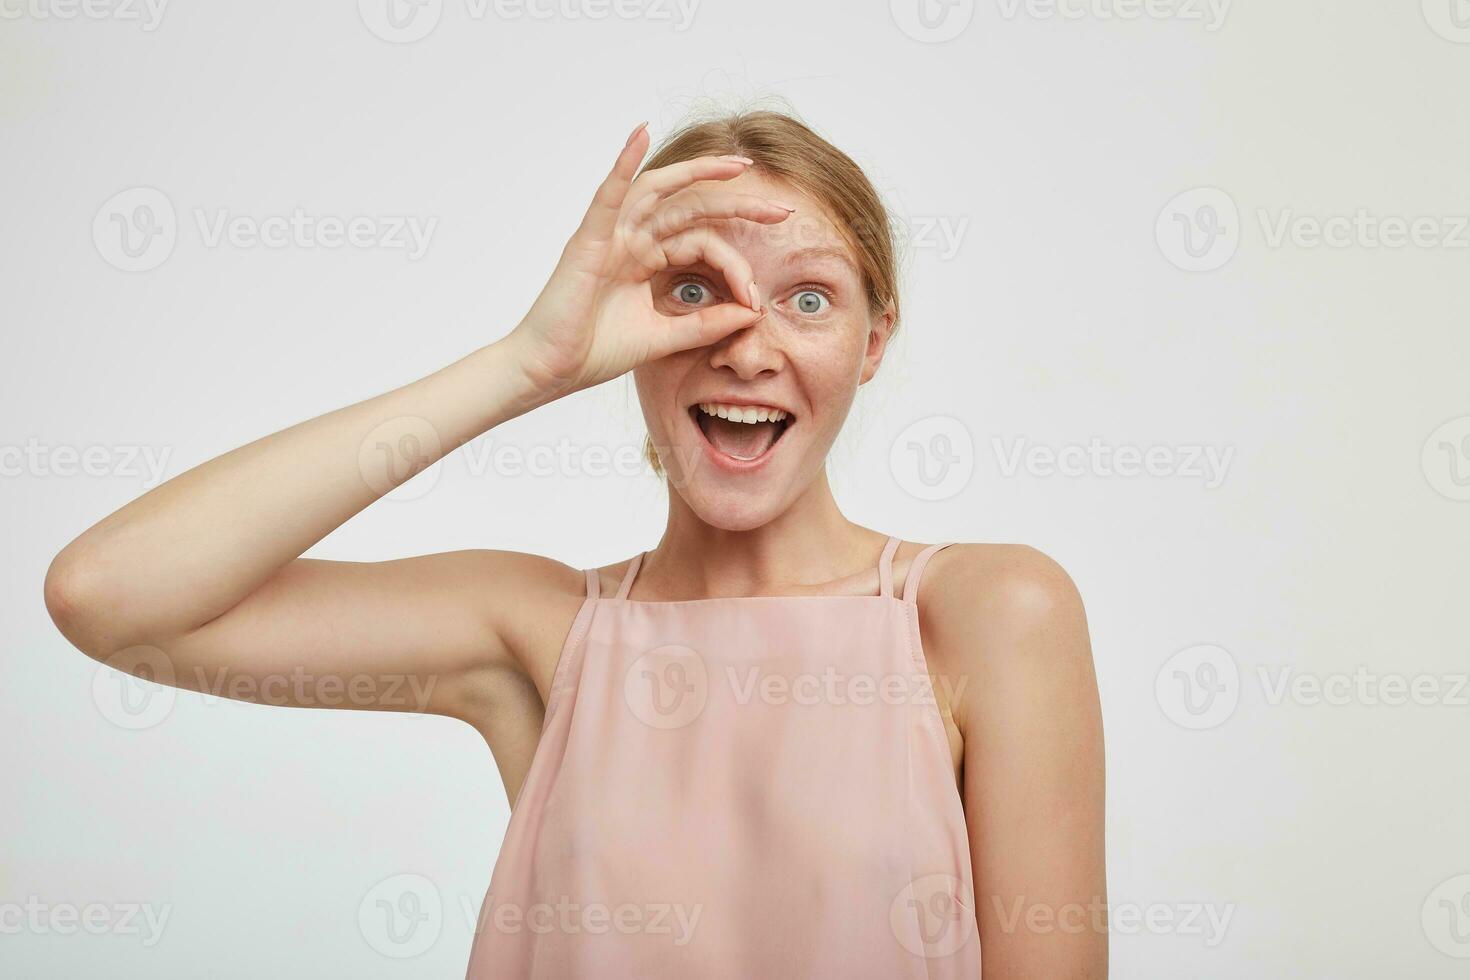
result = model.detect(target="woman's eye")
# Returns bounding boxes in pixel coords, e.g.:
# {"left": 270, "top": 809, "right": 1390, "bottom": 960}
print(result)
{"left": 794, "top": 290, "right": 829, "bottom": 314}
{"left": 673, "top": 282, "right": 711, "bottom": 305}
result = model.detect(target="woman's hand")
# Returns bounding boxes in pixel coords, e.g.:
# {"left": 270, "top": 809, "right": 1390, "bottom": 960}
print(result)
{"left": 508, "top": 122, "right": 796, "bottom": 399}
{"left": 41, "top": 123, "right": 798, "bottom": 727}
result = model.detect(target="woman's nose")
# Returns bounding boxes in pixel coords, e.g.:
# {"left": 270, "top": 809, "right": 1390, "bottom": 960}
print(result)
{"left": 708, "top": 313, "right": 783, "bottom": 379}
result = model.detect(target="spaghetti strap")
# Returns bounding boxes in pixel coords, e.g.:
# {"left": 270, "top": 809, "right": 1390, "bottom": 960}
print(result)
{"left": 876, "top": 535, "right": 901, "bottom": 598}
{"left": 901, "top": 542, "right": 955, "bottom": 604}
{"left": 582, "top": 567, "right": 600, "bottom": 600}
{"left": 614, "top": 552, "right": 644, "bottom": 600}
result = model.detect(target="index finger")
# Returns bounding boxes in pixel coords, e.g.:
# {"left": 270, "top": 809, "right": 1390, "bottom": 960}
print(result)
{"left": 626, "top": 153, "right": 756, "bottom": 210}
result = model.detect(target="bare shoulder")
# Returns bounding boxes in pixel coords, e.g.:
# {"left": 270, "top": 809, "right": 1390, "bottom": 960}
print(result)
{"left": 914, "top": 543, "right": 1096, "bottom": 728}
{"left": 464, "top": 547, "right": 587, "bottom": 598}
{"left": 920, "top": 543, "right": 1087, "bottom": 637}
{"left": 416, "top": 548, "right": 592, "bottom": 731}
{"left": 456, "top": 547, "right": 589, "bottom": 647}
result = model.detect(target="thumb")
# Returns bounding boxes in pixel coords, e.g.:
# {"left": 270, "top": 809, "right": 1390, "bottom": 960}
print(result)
{"left": 655, "top": 301, "right": 765, "bottom": 358}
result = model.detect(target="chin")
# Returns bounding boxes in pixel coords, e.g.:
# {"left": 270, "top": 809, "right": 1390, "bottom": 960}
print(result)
{"left": 678, "top": 485, "right": 789, "bottom": 532}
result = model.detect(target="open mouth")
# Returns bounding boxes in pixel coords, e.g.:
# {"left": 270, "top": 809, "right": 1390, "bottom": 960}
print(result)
{"left": 690, "top": 402, "right": 794, "bottom": 464}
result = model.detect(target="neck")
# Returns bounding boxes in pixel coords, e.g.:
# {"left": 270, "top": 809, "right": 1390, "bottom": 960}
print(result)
{"left": 646, "top": 469, "right": 888, "bottom": 599}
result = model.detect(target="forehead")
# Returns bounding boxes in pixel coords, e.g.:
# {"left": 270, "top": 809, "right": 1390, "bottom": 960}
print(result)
{"left": 687, "top": 171, "right": 860, "bottom": 274}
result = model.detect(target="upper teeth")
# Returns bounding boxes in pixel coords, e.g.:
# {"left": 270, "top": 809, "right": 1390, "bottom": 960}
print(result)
{"left": 698, "top": 403, "right": 789, "bottom": 424}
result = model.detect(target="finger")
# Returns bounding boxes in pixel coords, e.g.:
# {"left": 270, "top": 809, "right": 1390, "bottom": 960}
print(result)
{"left": 632, "top": 188, "right": 795, "bottom": 240}
{"left": 573, "top": 122, "right": 651, "bottom": 244}
{"left": 659, "top": 226, "right": 759, "bottom": 311}
{"left": 623, "top": 153, "right": 754, "bottom": 215}
{"left": 655, "top": 302, "right": 766, "bottom": 359}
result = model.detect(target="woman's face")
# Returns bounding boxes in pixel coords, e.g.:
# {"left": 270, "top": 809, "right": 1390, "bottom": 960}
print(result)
{"left": 633, "top": 170, "right": 894, "bottom": 531}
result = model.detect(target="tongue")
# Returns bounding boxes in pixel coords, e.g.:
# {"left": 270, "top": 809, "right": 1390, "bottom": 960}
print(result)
{"left": 703, "top": 416, "right": 779, "bottom": 460}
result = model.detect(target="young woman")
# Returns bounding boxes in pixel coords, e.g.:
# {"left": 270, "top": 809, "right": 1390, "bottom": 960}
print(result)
{"left": 45, "top": 111, "right": 1107, "bottom": 978}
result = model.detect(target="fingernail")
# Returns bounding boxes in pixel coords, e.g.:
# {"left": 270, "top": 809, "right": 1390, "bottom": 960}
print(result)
{"left": 770, "top": 201, "right": 797, "bottom": 212}
{"left": 625, "top": 121, "right": 648, "bottom": 147}
{"left": 749, "top": 282, "right": 760, "bottom": 312}
{"left": 720, "top": 154, "right": 755, "bottom": 166}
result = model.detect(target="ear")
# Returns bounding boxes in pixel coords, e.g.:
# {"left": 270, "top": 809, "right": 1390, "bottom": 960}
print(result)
{"left": 857, "top": 302, "right": 897, "bottom": 386}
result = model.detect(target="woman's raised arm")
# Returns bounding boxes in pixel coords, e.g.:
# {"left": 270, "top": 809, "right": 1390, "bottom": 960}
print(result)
{"left": 43, "top": 123, "right": 792, "bottom": 724}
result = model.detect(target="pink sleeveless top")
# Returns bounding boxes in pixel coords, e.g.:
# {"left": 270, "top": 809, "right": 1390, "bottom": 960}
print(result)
{"left": 465, "top": 537, "right": 980, "bottom": 978}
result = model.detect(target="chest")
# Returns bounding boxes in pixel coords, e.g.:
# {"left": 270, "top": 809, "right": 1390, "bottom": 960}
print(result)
{"left": 493, "top": 597, "right": 966, "bottom": 806}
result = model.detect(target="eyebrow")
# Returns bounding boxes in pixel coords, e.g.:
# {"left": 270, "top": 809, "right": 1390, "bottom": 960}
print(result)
{"left": 786, "top": 246, "right": 858, "bottom": 272}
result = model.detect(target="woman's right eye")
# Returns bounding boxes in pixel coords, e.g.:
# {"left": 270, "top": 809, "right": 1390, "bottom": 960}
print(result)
{"left": 672, "top": 281, "right": 711, "bottom": 305}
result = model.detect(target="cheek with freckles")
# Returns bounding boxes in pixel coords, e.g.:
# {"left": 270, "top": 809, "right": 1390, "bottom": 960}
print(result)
{"left": 770, "top": 314, "right": 871, "bottom": 445}
{"left": 632, "top": 351, "right": 699, "bottom": 457}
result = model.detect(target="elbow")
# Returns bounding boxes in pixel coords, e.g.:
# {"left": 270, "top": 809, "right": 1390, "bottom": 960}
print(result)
{"left": 44, "top": 546, "right": 122, "bottom": 659}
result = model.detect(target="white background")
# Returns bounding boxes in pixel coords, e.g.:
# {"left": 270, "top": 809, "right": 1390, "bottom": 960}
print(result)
{"left": 4, "top": 0, "right": 1469, "bottom": 976}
